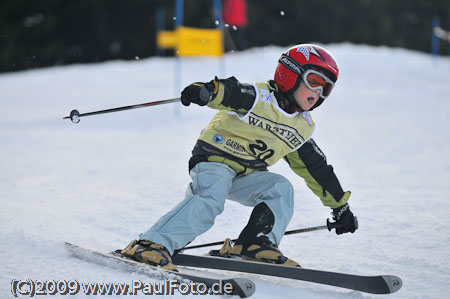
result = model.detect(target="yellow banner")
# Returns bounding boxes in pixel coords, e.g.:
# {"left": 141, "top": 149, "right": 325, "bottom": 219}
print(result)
{"left": 157, "top": 30, "right": 178, "bottom": 49}
{"left": 157, "top": 26, "right": 223, "bottom": 57}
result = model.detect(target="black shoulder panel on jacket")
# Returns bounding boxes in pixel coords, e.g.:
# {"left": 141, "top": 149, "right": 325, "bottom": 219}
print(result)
{"left": 219, "top": 77, "right": 256, "bottom": 111}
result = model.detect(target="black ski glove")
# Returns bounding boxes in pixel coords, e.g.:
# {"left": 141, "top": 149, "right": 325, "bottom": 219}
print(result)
{"left": 331, "top": 203, "right": 358, "bottom": 235}
{"left": 180, "top": 78, "right": 217, "bottom": 106}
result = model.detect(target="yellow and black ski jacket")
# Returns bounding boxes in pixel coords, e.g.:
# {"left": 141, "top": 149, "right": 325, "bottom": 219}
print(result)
{"left": 189, "top": 77, "right": 350, "bottom": 209}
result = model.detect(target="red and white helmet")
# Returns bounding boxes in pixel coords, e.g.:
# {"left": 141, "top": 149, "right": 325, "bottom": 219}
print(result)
{"left": 274, "top": 44, "right": 339, "bottom": 95}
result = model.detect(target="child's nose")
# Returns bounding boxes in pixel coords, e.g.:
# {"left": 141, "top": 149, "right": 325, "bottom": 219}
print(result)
{"left": 313, "top": 89, "right": 321, "bottom": 98}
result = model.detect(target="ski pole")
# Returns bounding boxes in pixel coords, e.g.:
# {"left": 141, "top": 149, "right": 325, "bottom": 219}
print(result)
{"left": 63, "top": 97, "right": 181, "bottom": 123}
{"left": 176, "top": 221, "right": 338, "bottom": 253}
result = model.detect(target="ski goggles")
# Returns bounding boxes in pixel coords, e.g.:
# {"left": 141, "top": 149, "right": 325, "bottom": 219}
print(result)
{"left": 302, "top": 69, "right": 335, "bottom": 98}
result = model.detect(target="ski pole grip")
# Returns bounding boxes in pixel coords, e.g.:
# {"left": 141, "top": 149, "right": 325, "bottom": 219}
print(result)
{"left": 327, "top": 216, "right": 358, "bottom": 231}
{"left": 326, "top": 218, "right": 340, "bottom": 231}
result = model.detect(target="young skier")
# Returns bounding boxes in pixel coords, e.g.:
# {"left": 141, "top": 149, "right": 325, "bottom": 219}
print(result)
{"left": 120, "top": 44, "right": 358, "bottom": 271}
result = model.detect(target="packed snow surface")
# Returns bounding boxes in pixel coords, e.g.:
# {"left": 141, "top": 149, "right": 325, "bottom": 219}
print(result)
{"left": 1, "top": 44, "right": 450, "bottom": 298}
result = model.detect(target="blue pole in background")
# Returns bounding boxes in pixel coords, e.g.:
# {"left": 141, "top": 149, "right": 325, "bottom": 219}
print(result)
{"left": 432, "top": 15, "right": 440, "bottom": 60}
{"left": 213, "top": 0, "right": 226, "bottom": 77}
{"left": 213, "top": 0, "right": 223, "bottom": 28}
{"left": 174, "top": 0, "right": 184, "bottom": 116}
{"left": 155, "top": 7, "right": 165, "bottom": 57}
{"left": 175, "top": 0, "right": 184, "bottom": 27}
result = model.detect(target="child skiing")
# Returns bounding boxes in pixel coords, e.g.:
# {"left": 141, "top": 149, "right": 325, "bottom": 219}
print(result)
{"left": 120, "top": 44, "right": 358, "bottom": 271}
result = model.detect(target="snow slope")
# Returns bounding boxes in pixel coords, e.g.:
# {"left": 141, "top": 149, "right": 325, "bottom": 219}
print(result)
{"left": 1, "top": 44, "right": 450, "bottom": 298}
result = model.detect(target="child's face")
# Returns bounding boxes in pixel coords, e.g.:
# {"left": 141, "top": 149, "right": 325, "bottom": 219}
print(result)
{"left": 293, "top": 80, "right": 321, "bottom": 111}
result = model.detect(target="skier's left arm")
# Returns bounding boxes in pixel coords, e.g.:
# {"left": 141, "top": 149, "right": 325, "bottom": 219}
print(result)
{"left": 284, "top": 139, "right": 357, "bottom": 235}
{"left": 180, "top": 76, "right": 256, "bottom": 114}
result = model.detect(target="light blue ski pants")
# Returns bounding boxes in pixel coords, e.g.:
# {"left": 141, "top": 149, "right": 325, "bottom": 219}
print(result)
{"left": 139, "top": 162, "right": 294, "bottom": 254}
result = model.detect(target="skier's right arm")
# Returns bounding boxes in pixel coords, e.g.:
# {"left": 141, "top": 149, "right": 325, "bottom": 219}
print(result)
{"left": 181, "top": 76, "right": 256, "bottom": 113}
